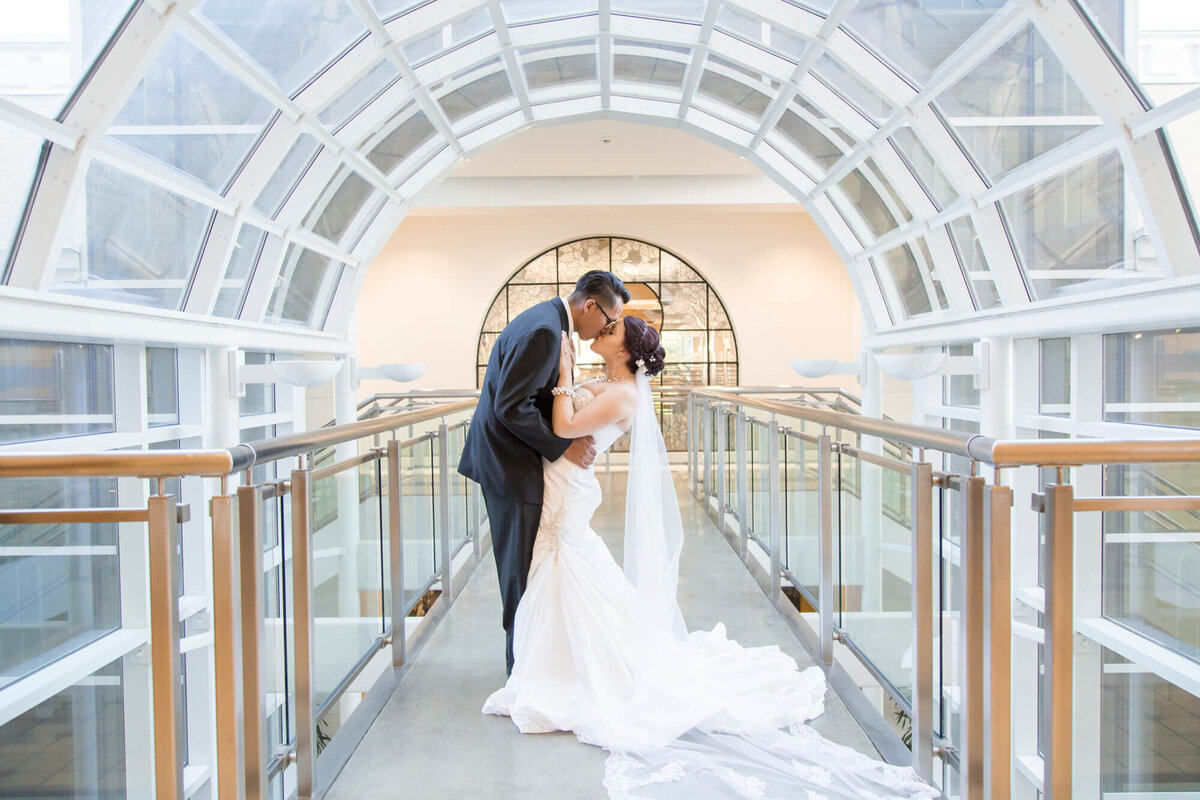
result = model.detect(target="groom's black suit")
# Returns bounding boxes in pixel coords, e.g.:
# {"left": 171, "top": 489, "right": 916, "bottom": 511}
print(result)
{"left": 459, "top": 298, "right": 572, "bottom": 673}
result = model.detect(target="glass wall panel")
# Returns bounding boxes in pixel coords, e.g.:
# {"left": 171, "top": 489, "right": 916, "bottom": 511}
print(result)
{"left": 943, "top": 344, "right": 979, "bottom": 408}
{"left": 366, "top": 106, "right": 437, "bottom": 175}
{"left": 0, "top": 475, "right": 119, "bottom": 687}
{"left": 266, "top": 244, "right": 346, "bottom": 328}
{"left": 196, "top": 0, "right": 369, "bottom": 94}
{"left": 1039, "top": 338, "right": 1071, "bottom": 417}
{"left": 0, "top": 1, "right": 134, "bottom": 117}
{"left": 212, "top": 223, "right": 269, "bottom": 319}
{"left": 0, "top": 660, "right": 128, "bottom": 798}
{"left": 0, "top": 340, "right": 114, "bottom": 443}
{"left": 54, "top": 161, "right": 212, "bottom": 310}
{"left": 318, "top": 59, "right": 401, "bottom": 130}
{"left": 1103, "top": 462, "right": 1200, "bottom": 660}
{"left": 146, "top": 347, "right": 179, "bottom": 427}
{"left": 843, "top": 0, "right": 1006, "bottom": 84}
{"left": 0, "top": 130, "right": 44, "bottom": 275}
{"left": 108, "top": 31, "right": 275, "bottom": 191}
{"left": 938, "top": 25, "right": 1099, "bottom": 180}
{"left": 1076, "top": 0, "right": 1127, "bottom": 57}
{"left": 1001, "top": 151, "right": 1125, "bottom": 300}
{"left": 1104, "top": 327, "right": 1200, "bottom": 428}
{"left": 1100, "top": 648, "right": 1200, "bottom": 794}
{"left": 305, "top": 169, "right": 375, "bottom": 245}
{"left": 254, "top": 134, "right": 322, "bottom": 217}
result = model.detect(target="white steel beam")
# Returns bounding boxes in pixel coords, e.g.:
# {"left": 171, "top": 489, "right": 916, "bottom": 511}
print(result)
{"left": 677, "top": 1, "right": 721, "bottom": 117}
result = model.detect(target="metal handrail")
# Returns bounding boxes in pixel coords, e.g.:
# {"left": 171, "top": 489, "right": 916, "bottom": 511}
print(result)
{"left": 0, "top": 399, "right": 478, "bottom": 478}
{"left": 695, "top": 388, "right": 1200, "bottom": 465}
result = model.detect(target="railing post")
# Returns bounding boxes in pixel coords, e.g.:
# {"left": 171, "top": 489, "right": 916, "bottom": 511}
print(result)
{"left": 984, "top": 484, "right": 1013, "bottom": 800}
{"left": 290, "top": 468, "right": 316, "bottom": 799}
{"left": 767, "top": 419, "right": 782, "bottom": 601}
{"left": 962, "top": 475, "right": 986, "bottom": 800}
{"left": 702, "top": 403, "right": 713, "bottom": 504}
{"left": 1038, "top": 484, "right": 1074, "bottom": 800}
{"left": 688, "top": 393, "right": 698, "bottom": 496}
{"left": 438, "top": 422, "right": 454, "bottom": 602}
{"left": 817, "top": 434, "right": 834, "bottom": 665}
{"left": 387, "top": 440, "right": 407, "bottom": 669}
{"left": 210, "top": 490, "right": 245, "bottom": 800}
{"left": 716, "top": 407, "right": 728, "bottom": 523}
{"left": 147, "top": 492, "right": 184, "bottom": 800}
{"left": 910, "top": 462, "right": 934, "bottom": 782}
{"left": 736, "top": 410, "right": 748, "bottom": 559}
{"left": 236, "top": 486, "right": 267, "bottom": 800}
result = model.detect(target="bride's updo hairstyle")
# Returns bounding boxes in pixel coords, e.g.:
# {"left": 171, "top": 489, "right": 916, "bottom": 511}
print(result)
{"left": 622, "top": 316, "right": 666, "bottom": 377}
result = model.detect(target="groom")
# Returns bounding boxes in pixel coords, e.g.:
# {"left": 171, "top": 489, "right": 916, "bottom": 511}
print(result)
{"left": 460, "top": 270, "right": 630, "bottom": 674}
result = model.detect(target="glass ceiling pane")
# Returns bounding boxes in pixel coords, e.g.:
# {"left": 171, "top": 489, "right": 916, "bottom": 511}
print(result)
{"left": 0, "top": 130, "right": 43, "bottom": 276}
{"left": 212, "top": 222, "right": 268, "bottom": 319}
{"left": 318, "top": 59, "right": 401, "bottom": 131}
{"left": 947, "top": 216, "right": 1001, "bottom": 311}
{"left": 938, "top": 25, "right": 1099, "bottom": 181}
{"left": 1075, "top": 0, "right": 1126, "bottom": 57}
{"left": 366, "top": 105, "right": 437, "bottom": 175}
{"left": 611, "top": 0, "right": 706, "bottom": 22}
{"left": 775, "top": 109, "right": 845, "bottom": 171}
{"left": 108, "top": 31, "right": 275, "bottom": 191}
{"left": 503, "top": 0, "right": 595, "bottom": 24}
{"left": 839, "top": 166, "right": 902, "bottom": 238}
{"left": 1001, "top": 150, "right": 1125, "bottom": 301}
{"left": 0, "top": 1, "right": 134, "bottom": 117}
{"left": 842, "top": 0, "right": 1006, "bottom": 84}
{"left": 254, "top": 133, "right": 322, "bottom": 217}
{"left": 266, "top": 243, "right": 345, "bottom": 328}
{"left": 715, "top": 5, "right": 807, "bottom": 62}
{"left": 369, "top": 0, "right": 427, "bottom": 22}
{"left": 437, "top": 62, "right": 513, "bottom": 123}
{"left": 698, "top": 70, "right": 772, "bottom": 118}
{"left": 52, "top": 160, "right": 211, "bottom": 310}
{"left": 613, "top": 51, "right": 687, "bottom": 87}
{"left": 811, "top": 53, "right": 893, "bottom": 123}
{"left": 196, "top": 0, "right": 369, "bottom": 94}
{"left": 879, "top": 240, "right": 934, "bottom": 319}
{"left": 522, "top": 47, "right": 597, "bottom": 90}
{"left": 305, "top": 169, "right": 376, "bottom": 245}
{"left": 402, "top": 8, "right": 492, "bottom": 66}
{"left": 890, "top": 127, "right": 958, "bottom": 210}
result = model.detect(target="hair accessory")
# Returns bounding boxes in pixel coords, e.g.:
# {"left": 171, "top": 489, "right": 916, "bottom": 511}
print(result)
{"left": 636, "top": 358, "right": 646, "bottom": 369}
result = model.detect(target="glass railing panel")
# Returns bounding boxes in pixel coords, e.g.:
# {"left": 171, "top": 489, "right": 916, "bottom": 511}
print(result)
{"left": 450, "top": 424, "right": 469, "bottom": 558}
{"left": 723, "top": 409, "right": 735, "bottom": 514}
{"left": 262, "top": 490, "right": 295, "bottom": 761}
{"left": 937, "top": 479, "right": 962, "bottom": 772}
{"left": 839, "top": 453, "right": 915, "bottom": 703}
{"left": 748, "top": 421, "right": 768, "bottom": 550}
{"left": 311, "top": 454, "right": 387, "bottom": 744}
{"left": 402, "top": 437, "right": 438, "bottom": 608}
{"left": 836, "top": 447, "right": 861, "bottom": 626}
{"left": 782, "top": 431, "right": 819, "bottom": 605}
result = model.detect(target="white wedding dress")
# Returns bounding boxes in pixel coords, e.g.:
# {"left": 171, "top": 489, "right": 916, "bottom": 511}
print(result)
{"left": 483, "top": 377, "right": 937, "bottom": 800}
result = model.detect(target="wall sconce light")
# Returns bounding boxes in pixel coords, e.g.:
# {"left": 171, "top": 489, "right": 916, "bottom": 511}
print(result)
{"left": 790, "top": 354, "right": 866, "bottom": 383}
{"left": 356, "top": 363, "right": 426, "bottom": 384}
{"left": 229, "top": 352, "right": 345, "bottom": 397}
{"left": 872, "top": 343, "right": 989, "bottom": 389}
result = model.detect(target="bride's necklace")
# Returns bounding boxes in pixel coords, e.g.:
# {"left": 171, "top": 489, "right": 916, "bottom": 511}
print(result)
{"left": 598, "top": 371, "right": 633, "bottom": 383}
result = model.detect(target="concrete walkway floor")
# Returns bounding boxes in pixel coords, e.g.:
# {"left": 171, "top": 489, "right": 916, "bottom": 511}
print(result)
{"left": 325, "top": 471, "right": 882, "bottom": 799}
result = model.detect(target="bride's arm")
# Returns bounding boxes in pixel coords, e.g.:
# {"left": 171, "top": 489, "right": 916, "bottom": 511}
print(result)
{"left": 552, "top": 332, "right": 635, "bottom": 438}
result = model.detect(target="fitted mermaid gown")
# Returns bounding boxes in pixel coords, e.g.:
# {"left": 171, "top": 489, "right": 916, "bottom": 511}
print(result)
{"left": 483, "top": 384, "right": 936, "bottom": 799}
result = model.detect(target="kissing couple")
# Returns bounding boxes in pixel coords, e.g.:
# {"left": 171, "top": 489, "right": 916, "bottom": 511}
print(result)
{"left": 459, "top": 270, "right": 936, "bottom": 798}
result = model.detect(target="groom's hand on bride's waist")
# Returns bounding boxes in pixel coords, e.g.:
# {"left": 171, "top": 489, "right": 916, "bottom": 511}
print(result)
{"left": 563, "top": 436, "right": 597, "bottom": 468}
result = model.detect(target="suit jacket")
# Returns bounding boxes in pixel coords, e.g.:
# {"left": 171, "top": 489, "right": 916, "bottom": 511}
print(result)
{"left": 459, "top": 298, "right": 573, "bottom": 503}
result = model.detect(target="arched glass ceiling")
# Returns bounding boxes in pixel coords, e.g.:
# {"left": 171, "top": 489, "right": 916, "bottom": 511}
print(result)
{"left": 1, "top": 0, "right": 1198, "bottom": 338}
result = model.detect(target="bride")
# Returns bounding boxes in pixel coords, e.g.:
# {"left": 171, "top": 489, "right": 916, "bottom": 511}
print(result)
{"left": 483, "top": 316, "right": 936, "bottom": 799}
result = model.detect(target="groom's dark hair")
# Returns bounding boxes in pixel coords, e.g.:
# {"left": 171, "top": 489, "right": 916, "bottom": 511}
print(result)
{"left": 571, "top": 270, "right": 631, "bottom": 309}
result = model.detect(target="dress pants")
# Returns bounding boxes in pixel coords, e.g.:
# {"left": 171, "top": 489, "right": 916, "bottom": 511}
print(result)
{"left": 481, "top": 488, "right": 543, "bottom": 675}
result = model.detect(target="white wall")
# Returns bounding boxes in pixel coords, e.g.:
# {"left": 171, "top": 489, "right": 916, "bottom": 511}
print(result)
{"left": 354, "top": 204, "right": 864, "bottom": 399}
